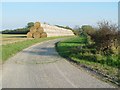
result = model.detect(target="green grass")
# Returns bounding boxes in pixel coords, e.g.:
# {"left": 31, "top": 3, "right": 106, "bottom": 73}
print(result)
{"left": 1, "top": 36, "right": 70, "bottom": 63}
{"left": 2, "top": 34, "right": 26, "bottom": 38}
{"left": 56, "top": 36, "right": 119, "bottom": 85}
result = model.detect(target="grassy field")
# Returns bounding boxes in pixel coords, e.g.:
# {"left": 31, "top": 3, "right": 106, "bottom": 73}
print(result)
{"left": 0, "top": 34, "right": 32, "bottom": 45}
{"left": 56, "top": 36, "right": 119, "bottom": 85}
{"left": 1, "top": 34, "right": 71, "bottom": 63}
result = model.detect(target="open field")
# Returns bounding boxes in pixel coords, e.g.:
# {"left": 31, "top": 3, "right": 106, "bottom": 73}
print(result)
{"left": 56, "top": 36, "right": 119, "bottom": 86}
{"left": 1, "top": 34, "right": 26, "bottom": 38}
{"left": 0, "top": 34, "right": 33, "bottom": 45}
{"left": 1, "top": 34, "right": 72, "bottom": 63}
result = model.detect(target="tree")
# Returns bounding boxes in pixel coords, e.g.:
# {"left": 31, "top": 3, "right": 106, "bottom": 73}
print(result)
{"left": 26, "top": 22, "right": 34, "bottom": 28}
{"left": 64, "top": 26, "right": 73, "bottom": 30}
{"left": 81, "top": 25, "right": 95, "bottom": 35}
{"left": 72, "top": 25, "right": 82, "bottom": 36}
{"left": 55, "top": 25, "right": 73, "bottom": 30}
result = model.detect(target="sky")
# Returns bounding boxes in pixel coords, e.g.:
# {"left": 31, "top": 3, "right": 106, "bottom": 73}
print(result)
{"left": 1, "top": 2, "right": 118, "bottom": 30}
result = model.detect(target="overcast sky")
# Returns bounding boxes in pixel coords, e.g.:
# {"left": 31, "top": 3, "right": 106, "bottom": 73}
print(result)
{"left": 1, "top": 2, "right": 118, "bottom": 30}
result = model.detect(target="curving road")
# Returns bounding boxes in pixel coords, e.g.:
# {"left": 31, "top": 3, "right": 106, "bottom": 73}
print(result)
{"left": 2, "top": 38, "right": 114, "bottom": 88}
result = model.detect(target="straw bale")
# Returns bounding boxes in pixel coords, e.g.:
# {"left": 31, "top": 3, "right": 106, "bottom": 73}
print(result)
{"left": 34, "top": 22, "right": 41, "bottom": 29}
{"left": 30, "top": 26, "right": 37, "bottom": 33}
{"left": 37, "top": 27, "right": 44, "bottom": 33}
{"left": 41, "top": 32, "right": 47, "bottom": 38}
{"left": 27, "top": 32, "right": 33, "bottom": 38}
{"left": 33, "top": 32, "right": 41, "bottom": 38}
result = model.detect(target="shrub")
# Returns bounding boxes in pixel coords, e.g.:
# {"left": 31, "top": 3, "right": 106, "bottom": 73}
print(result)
{"left": 90, "top": 20, "right": 119, "bottom": 55}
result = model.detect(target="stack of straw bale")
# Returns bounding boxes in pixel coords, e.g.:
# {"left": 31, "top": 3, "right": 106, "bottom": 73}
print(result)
{"left": 27, "top": 22, "right": 47, "bottom": 38}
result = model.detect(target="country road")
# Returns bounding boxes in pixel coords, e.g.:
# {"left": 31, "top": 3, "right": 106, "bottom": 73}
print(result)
{"left": 2, "top": 38, "right": 114, "bottom": 88}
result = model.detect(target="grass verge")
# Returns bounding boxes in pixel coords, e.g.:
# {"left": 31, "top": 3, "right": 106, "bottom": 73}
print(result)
{"left": 1, "top": 36, "right": 70, "bottom": 63}
{"left": 56, "top": 36, "right": 119, "bottom": 86}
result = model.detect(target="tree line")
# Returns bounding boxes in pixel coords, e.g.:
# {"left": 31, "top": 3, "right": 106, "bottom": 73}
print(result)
{"left": 2, "top": 22, "right": 34, "bottom": 34}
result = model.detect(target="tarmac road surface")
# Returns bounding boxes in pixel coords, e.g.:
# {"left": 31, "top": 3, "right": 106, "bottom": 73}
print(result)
{"left": 2, "top": 38, "right": 114, "bottom": 88}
